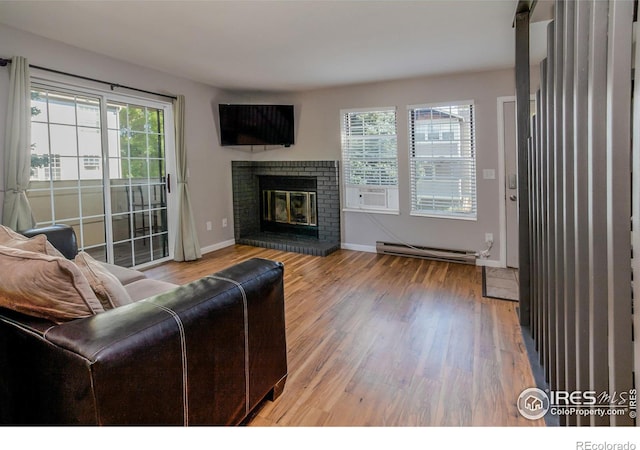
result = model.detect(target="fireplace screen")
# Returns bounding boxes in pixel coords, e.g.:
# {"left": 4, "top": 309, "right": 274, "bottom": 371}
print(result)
{"left": 263, "top": 190, "right": 317, "bottom": 227}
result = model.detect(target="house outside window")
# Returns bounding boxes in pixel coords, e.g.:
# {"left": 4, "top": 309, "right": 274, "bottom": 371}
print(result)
{"left": 340, "top": 107, "right": 399, "bottom": 214}
{"left": 408, "top": 101, "right": 477, "bottom": 219}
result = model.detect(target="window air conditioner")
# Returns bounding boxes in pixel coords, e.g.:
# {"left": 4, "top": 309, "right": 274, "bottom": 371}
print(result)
{"left": 359, "top": 188, "right": 388, "bottom": 209}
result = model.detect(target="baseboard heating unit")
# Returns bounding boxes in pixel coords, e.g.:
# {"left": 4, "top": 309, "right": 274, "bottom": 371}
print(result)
{"left": 375, "top": 241, "right": 476, "bottom": 265}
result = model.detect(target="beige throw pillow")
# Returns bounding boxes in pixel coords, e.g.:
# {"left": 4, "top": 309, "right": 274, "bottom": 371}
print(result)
{"left": 0, "top": 224, "right": 65, "bottom": 258}
{"left": 75, "top": 251, "right": 134, "bottom": 309}
{"left": 1, "top": 233, "right": 49, "bottom": 253}
{"left": 0, "top": 245, "right": 104, "bottom": 323}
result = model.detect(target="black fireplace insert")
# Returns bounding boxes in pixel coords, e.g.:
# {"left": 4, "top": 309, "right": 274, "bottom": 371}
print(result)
{"left": 259, "top": 176, "right": 319, "bottom": 238}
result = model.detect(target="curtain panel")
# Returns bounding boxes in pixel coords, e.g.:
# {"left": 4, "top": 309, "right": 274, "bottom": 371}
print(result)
{"left": 173, "top": 95, "right": 201, "bottom": 261}
{"left": 2, "top": 56, "right": 36, "bottom": 231}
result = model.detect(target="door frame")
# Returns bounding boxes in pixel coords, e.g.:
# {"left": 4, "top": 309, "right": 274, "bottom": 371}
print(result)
{"left": 101, "top": 93, "right": 177, "bottom": 268}
{"left": 497, "top": 95, "right": 535, "bottom": 269}
{"left": 30, "top": 74, "right": 177, "bottom": 268}
{"left": 497, "top": 95, "right": 514, "bottom": 269}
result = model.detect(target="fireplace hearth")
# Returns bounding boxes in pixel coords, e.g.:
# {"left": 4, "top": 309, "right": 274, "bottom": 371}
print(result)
{"left": 232, "top": 161, "right": 340, "bottom": 256}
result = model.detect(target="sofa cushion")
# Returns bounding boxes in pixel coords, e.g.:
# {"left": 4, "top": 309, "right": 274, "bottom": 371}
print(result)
{"left": 100, "top": 262, "right": 146, "bottom": 286}
{"left": 0, "top": 224, "right": 64, "bottom": 257}
{"left": 0, "top": 245, "right": 104, "bottom": 323}
{"left": 125, "top": 278, "right": 178, "bottom": 302}
{"left": 75, "top": 252, "right": 134, "bottom": 309}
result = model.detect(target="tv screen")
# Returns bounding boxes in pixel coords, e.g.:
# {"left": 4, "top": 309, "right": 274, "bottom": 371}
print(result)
{"left": 219, "top": 104, "right": 295, "bottom": 147}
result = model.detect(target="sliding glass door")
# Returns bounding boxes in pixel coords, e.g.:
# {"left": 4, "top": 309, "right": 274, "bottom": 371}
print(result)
{"left": 28, "top": 84, "right": 175, "bottom": 268}
{"left": 107, "top": 101, "right": 170, "bottom": 267}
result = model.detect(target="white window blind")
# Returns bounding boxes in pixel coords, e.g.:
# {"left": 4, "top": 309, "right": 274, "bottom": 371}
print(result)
{"left": 408, "top": 102, "right": 476, "bottom": 219}
{"left": 341, "top": 108, "right": 399, "bottom": 213}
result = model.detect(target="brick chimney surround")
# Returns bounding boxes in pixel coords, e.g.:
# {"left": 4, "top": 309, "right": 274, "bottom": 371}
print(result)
{"left": 231, "top": 160, "right": 341, "bottom": 256}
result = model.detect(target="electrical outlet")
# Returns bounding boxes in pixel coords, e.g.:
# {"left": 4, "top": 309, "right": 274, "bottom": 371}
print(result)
{"left": 222, "top": 218, "right": 228, "bottom": 228}
{"left": 485, "top": 233, "right": 493, "bottom": 243}
{"left": 206, "top": 221, "right": 212, "bottom": 231}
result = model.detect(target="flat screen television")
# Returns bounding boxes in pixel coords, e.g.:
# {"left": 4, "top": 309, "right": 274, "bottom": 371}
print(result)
{"left": 218, "top": 104, "right": 295, "bottom": 147}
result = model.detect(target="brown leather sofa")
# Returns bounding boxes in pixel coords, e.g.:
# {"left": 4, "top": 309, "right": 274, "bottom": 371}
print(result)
{"left": 0, "top": 226, "right": 288, "bottom": 425}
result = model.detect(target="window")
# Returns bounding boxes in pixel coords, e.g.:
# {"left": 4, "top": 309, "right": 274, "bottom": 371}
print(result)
{"left": 408, "top": 102, "right": 476, "bottom": 219}
{"left": 83, "top": 155, "right": 101, "bottom": 170}
{"left": 340, "top": 108, "right": 399, "bottom": 213}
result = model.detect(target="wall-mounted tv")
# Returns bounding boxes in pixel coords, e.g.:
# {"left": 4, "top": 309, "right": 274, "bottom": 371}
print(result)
{"left": 218, "top": 104, "right": 295, "bottom": 147}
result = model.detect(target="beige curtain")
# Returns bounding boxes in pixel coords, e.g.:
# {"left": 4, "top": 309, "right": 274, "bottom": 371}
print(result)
{"left": 173, "top": 95, "right": 201, "bottom": 261}
{"left": 2, "top": 56, "right": 36, "bottom": 231}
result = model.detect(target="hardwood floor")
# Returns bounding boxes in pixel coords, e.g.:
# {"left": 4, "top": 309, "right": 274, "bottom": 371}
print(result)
{"left": 144, "top": 245, "right": 543, "bottom": 426}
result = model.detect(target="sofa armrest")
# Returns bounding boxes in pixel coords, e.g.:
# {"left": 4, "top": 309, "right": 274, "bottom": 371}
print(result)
{"left": 0, "top": 258, "right": 287, "bottom": 425}
{"left": 21, "top": 224, "right": 78, "bottom": 259}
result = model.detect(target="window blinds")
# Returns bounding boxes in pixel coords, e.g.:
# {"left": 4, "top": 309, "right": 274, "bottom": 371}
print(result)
{"left": 408, "top": 103, "right": 477, "bottom": 219}
{"left": 341, "top": 108, "right": 398, "bottom": 188}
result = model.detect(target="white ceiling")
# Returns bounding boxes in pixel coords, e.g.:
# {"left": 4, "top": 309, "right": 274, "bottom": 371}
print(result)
{"left": 0, "top": 0, "right": 549, "bottom": 92}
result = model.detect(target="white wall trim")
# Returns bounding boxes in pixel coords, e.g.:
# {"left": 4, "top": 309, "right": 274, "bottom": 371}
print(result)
{"left": 341, "top": 243, "right": 377, "bottom": 253}
{"left": 201, "top": 239, "right": 236, "bottom": 255}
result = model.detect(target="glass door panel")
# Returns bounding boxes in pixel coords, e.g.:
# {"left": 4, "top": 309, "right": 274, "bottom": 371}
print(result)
{"left": 107, "top": 101, "right": 169, "bottom": 267}
{"left": 28, "top": 88, "right": 108, "bottom": 262}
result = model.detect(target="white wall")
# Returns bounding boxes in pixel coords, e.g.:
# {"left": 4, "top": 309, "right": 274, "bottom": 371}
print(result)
{"left": 0, "top": 24, "right": 519, "bottom": 264}
{"left": 0, "top": 24, "right": 239, "bottom": 251}
{"left": 228, "top": 69, "right": 517, "bottom": 264}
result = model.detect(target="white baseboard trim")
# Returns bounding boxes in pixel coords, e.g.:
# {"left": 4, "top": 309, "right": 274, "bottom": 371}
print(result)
{"left": 341, "top": 243, "right": 377, "bottom": 253}
{"left": 475, "top": 259, "right": 506, "bottom": 268}
{"left": 201, "top": 239, "right": 236, "bottom": 255}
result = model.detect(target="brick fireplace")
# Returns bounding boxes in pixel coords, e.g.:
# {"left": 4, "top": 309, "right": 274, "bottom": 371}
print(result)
{"left": 231, "top": 161, "right": 341, "bottom": 256}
